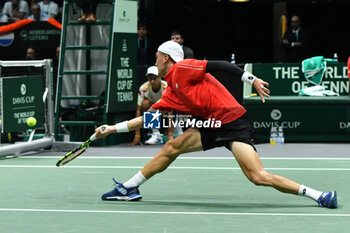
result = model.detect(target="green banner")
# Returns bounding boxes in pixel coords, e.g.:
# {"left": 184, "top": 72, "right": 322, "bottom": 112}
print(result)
{"left": 244, "top": 96, "right": 350, "bottom": 142}
{"left": 252, "top": 62, "right": 349, "bottom": 95}
{"left": 107, "top": 0, "right": 138, "bottom": 113}
{"left": 1, "top": 76, "right": 44, "bottom": 132}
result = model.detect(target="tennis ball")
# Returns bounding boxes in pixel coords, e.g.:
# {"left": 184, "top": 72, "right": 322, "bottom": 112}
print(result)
{"left": 27, "top": 117, "right": 37, "bottom": 127}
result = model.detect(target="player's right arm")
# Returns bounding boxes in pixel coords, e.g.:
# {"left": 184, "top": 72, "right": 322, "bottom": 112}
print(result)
{"left": 95, "top": 107, "right": 168, "bottom": 139}
{"left": 95, "top": 87, "right": 173, "bottom": 139}
{"left": 94, "top": 115, "right": 144, "bottom": 139}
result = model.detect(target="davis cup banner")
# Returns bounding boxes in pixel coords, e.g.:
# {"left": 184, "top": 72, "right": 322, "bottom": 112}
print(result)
{"left": 252, "top": 62, "right": 349, "bottom": 96}
{"left": 107, "top": 0, "right": 138, "bottom": 113}
{"left": 1, "top": 76, "right": 44, "bottom": 133}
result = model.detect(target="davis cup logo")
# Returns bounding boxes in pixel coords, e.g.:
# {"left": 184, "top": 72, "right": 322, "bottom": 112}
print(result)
{"left": 271, "top": 109, "right": 282, "bottom": 120}
{"left": 0, "top": 32, "right": 15, "bottom": 47}
{"left": 21, "top": 84, "right": 27, "bottom": 95}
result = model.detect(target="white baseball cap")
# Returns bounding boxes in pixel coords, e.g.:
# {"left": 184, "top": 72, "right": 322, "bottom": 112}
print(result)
{"left": 146, "top": 66, "right": 158, "bottom": 76}
{"left": 158, "top": 40, "right": 184, "bottom": 63}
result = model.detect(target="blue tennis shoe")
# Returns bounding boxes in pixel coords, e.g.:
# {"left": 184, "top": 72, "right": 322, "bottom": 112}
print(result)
{"left": 101, "top": 178, "right": 142, "bottom": 201}
{"left": 317, "top": 191, "right": 338, "bottom": 209}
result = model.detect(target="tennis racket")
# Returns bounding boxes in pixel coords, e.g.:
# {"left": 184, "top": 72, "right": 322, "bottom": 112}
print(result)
{"left": 56, "top": 126, "right": 105, "bottom": 167}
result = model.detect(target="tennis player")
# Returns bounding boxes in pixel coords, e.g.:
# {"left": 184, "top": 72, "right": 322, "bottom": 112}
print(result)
{"left": 95, "top": 41, "right": 338, "bottom": 208}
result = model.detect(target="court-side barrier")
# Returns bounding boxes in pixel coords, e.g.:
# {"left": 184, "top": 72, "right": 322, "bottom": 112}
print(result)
{"left": 0, "top": 60, "right": 54, "bottom": 157}
{"left": 0, "top": 138, "right": 52, "bottom": 157}
{"left": 244, "top": 62, "right": 350, "bottom": 142}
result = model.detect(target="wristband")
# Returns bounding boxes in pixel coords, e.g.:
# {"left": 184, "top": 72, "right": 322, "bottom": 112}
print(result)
{"left": 241, "top": 71, "right": 257, "bottom": 85}
{"left": 115, "top": 121, "right": 129, "bottom": 133}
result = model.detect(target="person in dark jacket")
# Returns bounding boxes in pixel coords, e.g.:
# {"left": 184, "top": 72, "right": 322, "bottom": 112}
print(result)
{"left": 281, "top": 15, "right": 308, "bottom": 62}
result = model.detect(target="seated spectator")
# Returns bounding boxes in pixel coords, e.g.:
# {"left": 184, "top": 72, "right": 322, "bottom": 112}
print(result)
{"left": 171, "top": 30, "right": 194, "bottom": 58}
{"left": 130, "top": 66, "right": 169, "bottom": 145}
{"left": 37, "top": 0, "right": 58, "bottom": 19}
{"left": 76, "top": 0, "right": 97, "bottom": 22}
{"left": 26, "top": 47, "right": 37, "bottom": 60}
{"left": 3, "top": 0, "right": 29, "bottom": 22}
{"left": 27, "top": 4, "right": 49, "bottom": 21}
{"left": 56, "top": 46, "right": 60, "bottom": 60}
{"left": 0, "top": 6, "right": 9, "bottom": 23}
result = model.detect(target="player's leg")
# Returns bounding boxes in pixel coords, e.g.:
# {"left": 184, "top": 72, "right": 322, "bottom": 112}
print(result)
{"left": 230, "top": 141, "right": 338, "bottom": 208}
{"left": 231, "top": 141, "right": 300, "bottom": 194}
{"left": 141, "top": 127, "right": 203, "bottom": 179}
{"left": 101, "top": 128, "right": 203, "bottom": 201}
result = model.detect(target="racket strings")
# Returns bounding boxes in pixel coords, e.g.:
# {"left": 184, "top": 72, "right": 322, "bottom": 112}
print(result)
{"left": 56, "top": 138, "right": 93, "bottom": 167}
{"left": 60, "top": 147, "right": 86, "bottom": 165}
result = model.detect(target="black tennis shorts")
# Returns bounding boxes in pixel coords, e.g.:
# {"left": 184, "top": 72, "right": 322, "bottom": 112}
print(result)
{"left": 198, "top": 112, "right": 256, "bottom": 152}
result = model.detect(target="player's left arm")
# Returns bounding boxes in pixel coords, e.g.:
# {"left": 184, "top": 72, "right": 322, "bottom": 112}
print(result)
{"left": 206, "top": 60, "right": 270, "bottom": 102}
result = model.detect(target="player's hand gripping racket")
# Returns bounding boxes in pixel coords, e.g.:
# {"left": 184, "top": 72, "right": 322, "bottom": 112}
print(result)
{"left": 56, "top": 126, "right": 105, "bottom": 167}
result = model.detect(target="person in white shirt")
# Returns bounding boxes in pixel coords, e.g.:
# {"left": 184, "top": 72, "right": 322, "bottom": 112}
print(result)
{"left": 27, "top": 4, "right": 49, "bottom": 21}
{"left": 37, "top": 0, "right": 58, "bottom": 19}
{"left": 130, "top": 66, "right": 169, "bottom": 145}
{"left": 0, "top": 6, "right": 9, "bottom": 23}
{"left": 3, "top": 0, "right": 29, "bottom": 22}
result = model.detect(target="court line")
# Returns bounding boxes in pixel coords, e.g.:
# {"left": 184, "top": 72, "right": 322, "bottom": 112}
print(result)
{"left": 18, "top": 156, "right": 350, "bottom": 160}
{"left": 1, "top": 164, "right": 350, "bottom": 171}
{"left": 0, "top": 208, "right": 348, "bottom": 217}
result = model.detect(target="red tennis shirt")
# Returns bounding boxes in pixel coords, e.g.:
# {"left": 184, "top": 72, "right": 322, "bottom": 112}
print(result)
{"left": 152, "top": 59, "right": 246, "bottom": 125}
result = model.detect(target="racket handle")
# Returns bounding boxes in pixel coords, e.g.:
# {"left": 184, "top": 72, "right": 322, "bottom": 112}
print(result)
{"left": 90, "top": 133, "right": 97, "bottom": 141}
{"left": 90, "top": 126, "right": 106, "bottom": 141}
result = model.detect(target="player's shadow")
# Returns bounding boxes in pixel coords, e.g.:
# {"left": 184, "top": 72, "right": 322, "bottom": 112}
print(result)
{"left": 140, "top": 195, "right": 316, "bottom": 209}
{"left": 141, "top": 200, "right": 315, "bottom": 209}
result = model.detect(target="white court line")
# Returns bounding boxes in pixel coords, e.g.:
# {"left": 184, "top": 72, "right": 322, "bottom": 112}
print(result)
{"left": 1, "top": 165, "right": 350, "bottom": 171}
{"left": 0, "top": 208, "right": 348, "bottom": 217}
{"left": 18, "top": 156, "right": 350, "bottom": 160}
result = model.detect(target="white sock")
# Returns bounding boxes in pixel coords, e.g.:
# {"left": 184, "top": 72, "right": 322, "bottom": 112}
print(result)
{"left": 123, "top": 171, "right": 147, "bottom": 188}
{"left": 298, "top": 185, "right": 323, "bottom": 201}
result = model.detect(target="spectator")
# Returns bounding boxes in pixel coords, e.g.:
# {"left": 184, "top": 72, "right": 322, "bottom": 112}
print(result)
{"left": 281, "top": 15, "right": 308, "bottom": 62}
{"left": 0, "top": 6, "right": 9, "bottom": 23}
{"left": 37, "top": 0, "right": 58, "bottom": 19}
{"left": 3, "top": 0, "right": 29, "bottom": 22}
{"left": 130, "top": 66, "right": 169, "bottom": 145}
{"left": 171, "top": 30, "right": 194, "bottom": 59}
{"left": 137, "top": 22, "right": 156, "bottom": 67}
{"left": 55, "top": 45, "right": 60, "bottom": 60}
{"left": 26, "top": 47, "right": 36, "bottom": 60}
{"left": 27, "top": 4, "right": 49, "bottom": 21}
{"left": 76, "top": 0, "right": 97, "bottom": 22}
